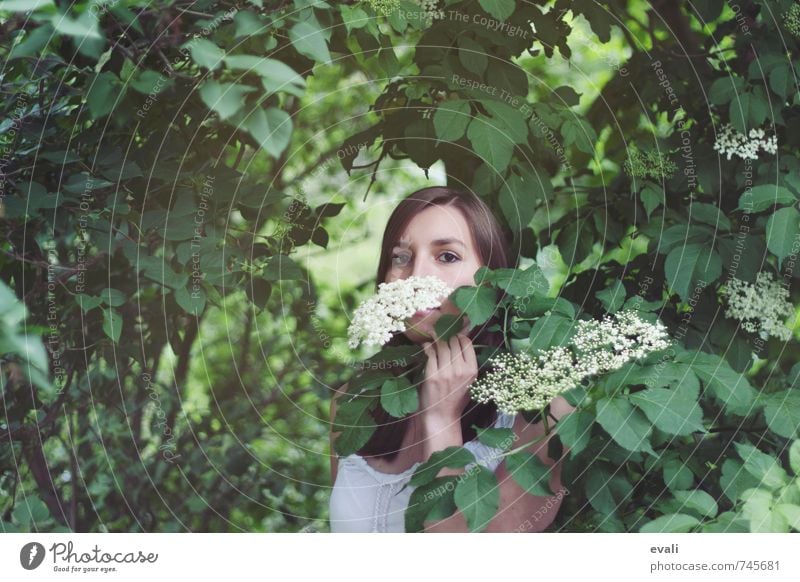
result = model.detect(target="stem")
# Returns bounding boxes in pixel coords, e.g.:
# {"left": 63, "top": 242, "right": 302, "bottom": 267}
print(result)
{"left": 499, "top": 432, "right": 551, "bottom": 458}
{"left": 404, "top": 320, "right": 435, "bottom": 341}
{"left": 503, "top": 306, "right": 511, "bottom": 352}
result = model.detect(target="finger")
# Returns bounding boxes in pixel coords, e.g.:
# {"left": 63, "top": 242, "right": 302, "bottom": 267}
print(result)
{"left": 458, "top": 334, "right": 478, "bottom": 377}
{"left": 448, "top": 333, "right": 465, "bottom": 366}
{"left": 435, "top": 337, "right": 451, "bottom": 370}
{"left": 422, "top": 341, "right": 437, "bottom": 373}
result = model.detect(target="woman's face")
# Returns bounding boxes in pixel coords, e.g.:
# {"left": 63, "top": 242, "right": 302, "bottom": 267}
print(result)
{"left": 384, "top": 204, "right": 484, "bottom": 343}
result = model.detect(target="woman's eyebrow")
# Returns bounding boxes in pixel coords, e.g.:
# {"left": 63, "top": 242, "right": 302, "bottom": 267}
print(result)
{"left": 392, "top": 238, "right": 465, "bottom": 248}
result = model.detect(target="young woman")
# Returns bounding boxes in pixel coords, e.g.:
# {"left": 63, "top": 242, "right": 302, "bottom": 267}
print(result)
{"left": 329, "top": 186, "right": 575, "bottom": 533}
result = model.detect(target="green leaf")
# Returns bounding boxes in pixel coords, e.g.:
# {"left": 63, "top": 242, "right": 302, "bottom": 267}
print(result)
{"left": 175, "top": 285, "right": 206, "bottom": 315}
{"left": 769, "top": 63, "right": 792, "bottom": 100}
{"left": 289, "top": 20, "right": 331, "bottom": 63}
{"left": 747, "top": 86, "right": 769, "bottom": 127}
{"left": 556, "top": 410, "right": 593, "bottom": 458}
{"left": 664, "top": 243, "right": 721, "bottom": 300}
{"left": 628, "top": 388, "right": 706, "bottom": 436}
{"left": 186, "top": 38, "right": 225, "bottom": 71}
{"left": 8, "top": 23, "right": 53, "bottom": 60}
{"left": 766, "top": 206, "right": 800, "bottom": 268}
{"left": 467, "top": 117, "right": 514, "bottom": 172}
{"left": 505, "top": 450, "right": 554, "bottom": 496}
{"left": 499, "top": 173, "right": 536, "bottom": 232}
{"left": 405, "top": 476, "right": 459, "bottom": 532}
{"left": 775, "top": 504, "right": 800, "bottom": 531}
{"left": 487, "top": 265, "right": 548, "bottom": 297}
{"left": 333, "top": 395, "right": 377, "bottom": 456}
{"left": 100, "top": 288, "right": 125, "bottom": 307}
{"left": 233, "top": 10, "right": 268, "bottom": 38}
{"left": 475, "top": 426, "right": 515, "bottom": 449}
{"left": 656, "top": 223, "right": 715, "bottom": 255}
{"left": 738, "top": 185, "right": 798, "bottom": 213}
{"left": 101, "top": 307, "right": 122, "bottom": 343}
{"left": 740, "top": 488, "right": 789, "bottom": 532}
{"left": 729, "top": 91, "right": 750, "bottom": 134}
{"left": 199, "top": 81, "right": 254, "bottom": 121}
{"left": 690, "top": 202, "right": 731, "bottom": 231}
{"left": 709, "top": 76, "right": 744, "bottom": 105}
{"left": 734, "top": 441, "right": 790, "bottom": 490}
{"left": 380, "top": 376, "right": 418, "bottom": 418}
{"left": 639, "top": 513, "right": 700, "bottom": 533}
{"left": 596, "top": 279, "right": 626, "bottom": 314}
{"left": 410, "top": 446, "right": 476, "bottom": 487}
{"left": 11, "top": 496, "right": 50, "bottom": 526}
{"left": 129, "top": 70, "right": 173, "bottom": 95}
{"left": 433, "top": 313, "right": 465, "bottom": 342}
{"left": 86, "top": 72, "right": 119, "bottom": 120}
{"left": 560, "top": 117, "right": 597, "bottom": 154}
{"left": 528, "top": 312, "right": 576, "bottom": 353}
{"left": 243, "top": 107, "right": 293, "bottom": 158}
{"left": 225, "top": 55, "right": 306, "bottom": 94}
{"left": 262, "top": 255, "right": 304, "bottom": 281}
{"left": 673, "top": 489, "right": 719, "bottom": 518}
{"left": 640, "top": 183, "right": 663, "bottom": 219}
{"left": 481, "top": 100, "right": 528, "bottom": 144}
{"left": 556, "top": 217, "right": 594, "bottom": 266}
{"left": 553, "top": 85, "right": 581, "bottom": 107}
{"left": 790, "top": 440, "right": 800, "bottom": 476}
{"left": 458, "top": 36, "right": 487, "bottom": 75}
{"left": 75, "top": 294, "right": 103, "bottom": 312}
{"left": 679, "top": 350, "right": 757, "bottom": 416}
{"left": 584, "top": 465, "right": 632, "bottom": 517}
{"left": 762, "top": 390, "right": 800, "bottom": 439}
{"left": 450, "top": 285, "right": 498, "bottom": 326}
{"left": 0, "top": 0, "right": 55, "bottom": 11}
{"left": 433, "top": 100, "right": 471, "bottom": 141}
{"left": 454, "top": 465, "right": 500, "bottom": 532}
{"left": 663, "top": 455, "right": 695, "bottom": 491}
{"left": 478, "top": 0, "right": 515, "bottom": 21}
{"left": 50, "top": 11, "right": 102, "bottom": 40}
{"left": 595, "top": 397, "right": 656, "bottom": 456}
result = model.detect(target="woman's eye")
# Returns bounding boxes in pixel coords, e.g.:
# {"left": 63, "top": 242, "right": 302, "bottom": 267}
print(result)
{"left": 391, "top": 252, "right": 459, "bottom": 266}
{"left": 391, "top": 254, "right": 410, "bottom": 266}
{"left": 439, "top": 251, "right": 460, "bottom": 264}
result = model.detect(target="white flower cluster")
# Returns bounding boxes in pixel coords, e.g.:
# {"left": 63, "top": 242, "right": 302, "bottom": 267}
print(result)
{"left": 470, "top": 310, "right": 672, "bottom": 413}
{"left": 721, "top": 271, "right": 796, "bottom": 342}
{"left": 367, "top": 0, "right": 400, "bottom": 16}
{"left": 347, "top": 275, "right": 454, "bottom": 349}
{"left": 414, "top": 0, "right": 446, "bottom": 21}
{"left": 713, "top": 123, "right": 778, "bottom": 161}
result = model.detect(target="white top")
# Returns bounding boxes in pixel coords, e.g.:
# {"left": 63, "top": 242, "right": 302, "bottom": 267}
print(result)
{"left": 329, "top": 411, "right": 517, "bottom": 533}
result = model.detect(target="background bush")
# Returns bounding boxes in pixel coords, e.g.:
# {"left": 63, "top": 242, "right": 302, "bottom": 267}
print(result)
{"left": 1, "top": 0, "right": 798, "bottom": 532}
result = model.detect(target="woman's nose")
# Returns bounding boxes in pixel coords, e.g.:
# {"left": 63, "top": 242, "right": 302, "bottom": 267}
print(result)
{"left": 410, "top": 257, "right": 436, "bottom": 279}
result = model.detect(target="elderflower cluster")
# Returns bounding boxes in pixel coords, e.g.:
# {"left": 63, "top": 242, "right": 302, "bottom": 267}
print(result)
{"left": 721, "top": 272, "right": 796, "bottom": 342}
{"left": 347, "top": 275, "right": 454, "bottom": 349}
{"left": 470, "top": 310, "right": 672, "bottom": 413}
{"left": 713, "top": 123, "right": 778, "bottom": 161}
{"left": 785, "top": 3, "right": 800, "bottom": 39}
{"left": 414, "top": 0, "right": 446, "bottom": 22}
{"left": 366, "top": 0, "right": 400, "bottom": 16}
{"left": 623, "top": 148, "right": 677, "bottom": 180}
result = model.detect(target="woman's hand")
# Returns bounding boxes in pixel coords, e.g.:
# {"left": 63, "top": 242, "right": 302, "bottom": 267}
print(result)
{"left": 419, "top": 332, "right": 478, "bottom": 423}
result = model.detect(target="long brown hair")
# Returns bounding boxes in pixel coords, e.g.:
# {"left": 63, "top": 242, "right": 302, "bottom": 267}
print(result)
{"left": 356, "top": 186, "right": 514, "bottom": 460}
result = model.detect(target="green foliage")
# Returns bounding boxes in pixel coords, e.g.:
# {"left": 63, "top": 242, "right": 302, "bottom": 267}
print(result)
{"left": 2, "top": 0, "right": 798, "bottom": 535}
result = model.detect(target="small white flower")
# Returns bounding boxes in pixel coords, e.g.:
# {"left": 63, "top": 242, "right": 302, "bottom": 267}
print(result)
{"left": 713, "top": 123, "right": 778, "bottom": 161}
{"left": 470, "top": 310, "right": 672, "bottom": 413}
{"left": 347, "top": 275, "right": 454, "bottom": 349}
{"left": 721, "top": 271, "right": 795, "bottom": 342}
